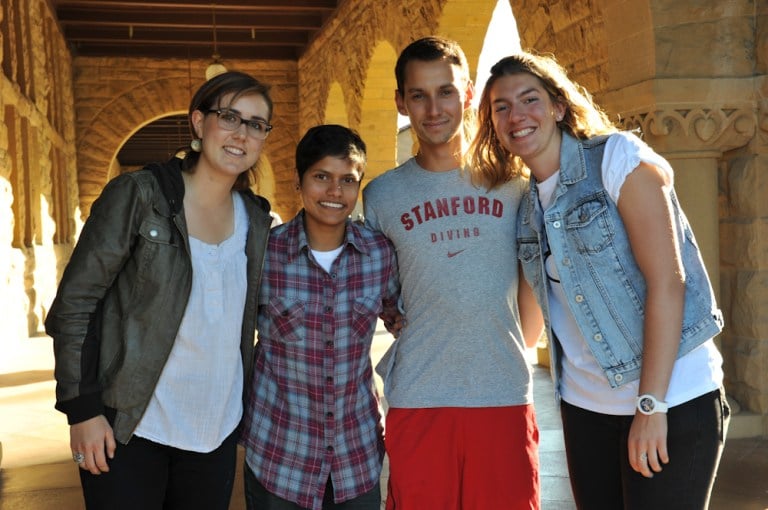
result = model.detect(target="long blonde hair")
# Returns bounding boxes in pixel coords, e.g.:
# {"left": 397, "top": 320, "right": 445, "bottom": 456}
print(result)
{"left": 468, "top": 51, "right": 618, "bottom": 189}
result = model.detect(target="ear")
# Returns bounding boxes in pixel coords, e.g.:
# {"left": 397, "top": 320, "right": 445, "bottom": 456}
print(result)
{"left": 394, "top": 90, "right": 408, "bottom": 116}
{"left": 554, "top": 100, "right": 567, "bottom": 122}
{"left": 463, "top": 80, "right": 475, "bottom": 110}
{"left": 190, "top": 109, "right": 206, "bottom": 139}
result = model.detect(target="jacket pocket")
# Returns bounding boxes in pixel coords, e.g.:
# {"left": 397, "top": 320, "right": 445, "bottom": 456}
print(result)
{"left": 129, "top": 218, "right": 178, "bottom": 303}
{"left": 266, "top": 297, "right": 306, "bottom": 343}
{"left": 564, "top": 192, "right": 614, "bottom": 254}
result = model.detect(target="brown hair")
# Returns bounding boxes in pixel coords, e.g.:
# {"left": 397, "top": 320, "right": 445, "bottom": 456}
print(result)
{"left": 183, "top": 71, "right": 273, "bottom": 190}
{"left": 468, "top": 51, "right": 617, "bottom": 189}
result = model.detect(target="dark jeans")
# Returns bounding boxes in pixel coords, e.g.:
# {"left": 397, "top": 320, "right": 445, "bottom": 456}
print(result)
{"left": 79, "top": 429, "right": 237, "bottom": 510}
{"left": 243, "top": 462, "right": 381, "bottom": 510}
{"left": 560, "top": 387, "right": 730, "bottom": 510}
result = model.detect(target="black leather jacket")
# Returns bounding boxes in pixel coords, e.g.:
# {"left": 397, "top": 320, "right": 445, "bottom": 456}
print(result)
{"left": 45, "top": 158, "right": 271, "bottom": 443}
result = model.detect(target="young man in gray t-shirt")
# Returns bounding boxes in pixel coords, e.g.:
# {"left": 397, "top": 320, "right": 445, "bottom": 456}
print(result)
{"left": 363, "top": 36, "right": 543, "bottom": 509}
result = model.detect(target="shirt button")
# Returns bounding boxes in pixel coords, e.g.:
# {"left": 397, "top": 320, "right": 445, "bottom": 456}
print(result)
{"left": 324, "top": 306, "right": 333, "bottom": 313}
{"left": 326, "top": 376, "right": 333, "bottom": 384}
{"left": 326, "top": 412, "right": 334, "bottom": 419}
{"left": 331, "top": 273, "right": 337, "bottom": 279}
{"left": 593, "top": 333, "right": 603, "bottom": 342}
{"left": 614, "top": 374, "right": 624, "bottom": 383}
{"left": 563, "top": 257, "right": 571, "bottom": 266}
{"left": 552, "top": 221, "right": 561, "bottom": 228}
{"left": 149, "top": 229, "right": 158, "bottom": 237}
{"left": 326, "top": 341, "right": 333, "bottom": 348}
{"left": 574, "top": 294, "right": 584, "bottom": 303}
{"left": 326, "top": 445, "right": 334, "bottom": 452}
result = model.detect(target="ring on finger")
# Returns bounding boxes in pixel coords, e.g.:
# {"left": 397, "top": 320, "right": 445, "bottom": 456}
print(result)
{"left": 72, "top": 452, "right": 85, "bottom": 464}
{"left": 639, "top": 452, "right": 648, "bottom": 462}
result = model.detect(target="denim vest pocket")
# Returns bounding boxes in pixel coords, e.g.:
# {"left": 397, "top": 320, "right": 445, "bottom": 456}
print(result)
{"left": 564, "top": 192, "right": 614, "bottom": 254}
{"left": 517, "top": 239, "right": 543, "bottom": 293}
{"left": 266, "top": 297, "right": 306, "bottom": 343}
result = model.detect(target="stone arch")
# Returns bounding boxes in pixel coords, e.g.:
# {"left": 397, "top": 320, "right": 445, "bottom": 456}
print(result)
{"left": 107, "top": 112, "right": 188, "bottom": 181}
{"left": 358, "top": 41, "right": 399, "bottom": 185}
{"left": 436, "top": 0, "right": 499, "bottom": 79}
{"left": 324, "top": 82, "right": 349, "bottom": 126}
{"left": 75, "top": 76, "right": 193, "bottom": 218}
{"left": 297, "top": 0, "right": 441, "bottom": 138}
{"left": 508, "top": 0, "right": 611, "bottom": 96}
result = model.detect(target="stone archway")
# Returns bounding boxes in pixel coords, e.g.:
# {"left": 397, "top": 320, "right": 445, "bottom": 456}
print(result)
{"left": 75, "top": 76, "right": 194, "bottom": 218}
{"left": 436, "top": 0, "right": 499, "bottom": 78}
{"left": 358, "top": 42, "right": 399, "bottom": 186}
{"left": 324, "top": 82, "right": 349, "bottom": 127}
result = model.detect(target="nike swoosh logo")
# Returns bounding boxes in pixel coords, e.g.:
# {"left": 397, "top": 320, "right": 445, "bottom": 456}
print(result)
{"left": 447, "top": 249, "right": 466, "bottom": 258}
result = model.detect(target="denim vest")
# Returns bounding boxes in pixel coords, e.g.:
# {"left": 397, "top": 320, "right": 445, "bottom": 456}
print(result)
{"left": 517, "top": 132, "right": 723, "bottom": 391}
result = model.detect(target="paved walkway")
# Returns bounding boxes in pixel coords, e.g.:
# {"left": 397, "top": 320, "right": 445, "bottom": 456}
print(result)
{"left": 1, "top": 327, "right": 766, "bottom": 509}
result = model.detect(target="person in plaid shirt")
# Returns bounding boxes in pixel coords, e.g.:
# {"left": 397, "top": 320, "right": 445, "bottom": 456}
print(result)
{"left": 240, "top": 124, "right": 400, "bottom": 510}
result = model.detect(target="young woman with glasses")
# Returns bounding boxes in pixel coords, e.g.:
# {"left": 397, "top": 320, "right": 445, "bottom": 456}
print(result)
{"left": 46, "top": 71, "right": 275, "bottom": 510}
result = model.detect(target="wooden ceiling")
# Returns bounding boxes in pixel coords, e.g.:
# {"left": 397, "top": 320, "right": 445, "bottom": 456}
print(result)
{"left": 49, "top": 0, "right": 343, "bottom": 166}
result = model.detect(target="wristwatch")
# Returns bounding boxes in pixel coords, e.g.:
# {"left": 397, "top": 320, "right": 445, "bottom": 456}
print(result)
{"left": 636, "top": 394, "right": 668, "bottom": 415}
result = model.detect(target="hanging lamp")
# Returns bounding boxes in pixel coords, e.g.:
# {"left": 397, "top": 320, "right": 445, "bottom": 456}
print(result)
{"left": 205, "top": 4, "right": 227, "bottom": 80}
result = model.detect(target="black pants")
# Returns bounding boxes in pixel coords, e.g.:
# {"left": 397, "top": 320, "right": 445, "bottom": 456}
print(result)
{"left": 560, "top": 388, "right": 730, "bottom": 510}
{"left": 79, "top": 429, "right": 238, "bottom": 510}
{"left": 243, "top": 462, "right": 382, "bottom": 510}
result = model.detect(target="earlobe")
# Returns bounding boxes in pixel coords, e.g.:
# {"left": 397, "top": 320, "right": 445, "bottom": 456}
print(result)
{"left": 191, "top": 110, "right": 205, "bottom": 139}
{"left": 394, "top": 91, "right": 408, "bottom": 116}
{"left": 554, "top": 101, "right": 566, "bottom": 122}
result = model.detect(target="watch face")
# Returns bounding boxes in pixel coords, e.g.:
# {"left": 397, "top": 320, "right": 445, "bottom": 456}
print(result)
{"left": 639, "top": 397, "right": 654, "bottom": 413}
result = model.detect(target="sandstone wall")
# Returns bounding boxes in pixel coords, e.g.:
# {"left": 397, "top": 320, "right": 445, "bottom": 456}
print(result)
{"left": 1, "top": 0, "right": 767, "bottom": 432}
{"left": 1, "top": 0, "right": 78, "bottom": 339}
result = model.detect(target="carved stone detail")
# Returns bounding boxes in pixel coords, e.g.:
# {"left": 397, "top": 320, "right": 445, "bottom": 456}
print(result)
{"left": 618, "top": 105, "right": 756, "bottom": 154}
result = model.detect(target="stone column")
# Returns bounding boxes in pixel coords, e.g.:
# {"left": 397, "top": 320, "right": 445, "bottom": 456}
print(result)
{"left": 619, "top": 105, "right": 756, "bottom": 304}
{"left": 620, "top": 104, "right": 768, "bottom": 435}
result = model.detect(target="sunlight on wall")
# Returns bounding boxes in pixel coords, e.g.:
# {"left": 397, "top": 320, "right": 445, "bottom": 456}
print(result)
{"left": 325, "top": 82, "right": 349, "bottom": 126}
{"left": 34, "top": 194, "right": 59, "bottom": 333}
{"left": 0, "top": 176, "right": 30, "bottom": 347}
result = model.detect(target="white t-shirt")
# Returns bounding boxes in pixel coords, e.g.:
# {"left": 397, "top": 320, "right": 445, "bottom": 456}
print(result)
{"left": 134, "top": 192, "right": 248, "bottom": 451}
{"left": 537, "top": 132, "right": 723, "bottom": 415}
{"left": 311, "top": 245, "right": 344, "bottom": 273}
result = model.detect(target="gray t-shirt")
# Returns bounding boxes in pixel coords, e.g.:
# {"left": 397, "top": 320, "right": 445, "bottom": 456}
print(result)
{"left": 363, "top": 158, "right": 532, "bottom": 408}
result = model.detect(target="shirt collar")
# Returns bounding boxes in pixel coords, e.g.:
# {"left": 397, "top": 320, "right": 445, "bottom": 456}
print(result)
{"left": 283, "top": 210, "right": 369, "bottom": 263}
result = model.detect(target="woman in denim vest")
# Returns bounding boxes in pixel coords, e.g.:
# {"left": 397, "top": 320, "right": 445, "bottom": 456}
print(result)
{"left": 469, "top": 52, "right": 729, "bottom": 509}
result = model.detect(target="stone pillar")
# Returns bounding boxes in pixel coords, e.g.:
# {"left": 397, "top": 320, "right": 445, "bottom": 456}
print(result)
{"left": 663, "top": 153, "right": 721, "bottom": 296}
{"left": 619, "top": 105, "right": 756, "bottom": 304}
{"left": 620, "top": 104, "right": 768, "bottom": 434}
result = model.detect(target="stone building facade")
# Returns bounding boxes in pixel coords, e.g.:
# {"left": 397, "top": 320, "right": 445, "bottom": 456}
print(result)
{"left": 1, "top": 0, "right": 766, "bottom": 435}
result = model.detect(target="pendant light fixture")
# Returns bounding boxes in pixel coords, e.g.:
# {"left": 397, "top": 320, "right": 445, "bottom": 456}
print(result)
{"left": 205, "top": 4, "right": 227, "bottom": 80}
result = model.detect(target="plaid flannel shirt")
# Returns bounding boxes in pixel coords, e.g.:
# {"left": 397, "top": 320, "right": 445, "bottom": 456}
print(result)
{"left": 241, "top": 212, "right": 399, "bottom": 510}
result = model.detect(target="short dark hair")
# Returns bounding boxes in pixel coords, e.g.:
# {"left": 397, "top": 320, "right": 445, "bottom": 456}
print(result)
{"left": 183, "top": 71, "right": 273, "bottom": 190}
{"left": 395, "top": 36, "right": 470, "bottom": 94}
{"left": 295, "top": 124, "right": 366, "bottom": 181}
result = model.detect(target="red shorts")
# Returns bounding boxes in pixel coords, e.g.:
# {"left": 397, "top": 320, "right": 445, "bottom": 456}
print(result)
{"left": 385, "top": 406, "right": 540, "bottom": 510}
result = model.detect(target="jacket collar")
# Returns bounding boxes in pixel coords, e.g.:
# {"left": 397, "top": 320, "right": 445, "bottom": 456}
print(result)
{"left": 520, "top": 132, "right": 585, "bottom": 226}
{"left": 146, "top": 157, "right": 270, "bottom": 216}
{"left": 558, "top": 132, "right": 589, "bottom": 185}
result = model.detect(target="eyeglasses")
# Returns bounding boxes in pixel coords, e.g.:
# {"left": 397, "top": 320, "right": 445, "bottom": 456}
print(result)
{"left": 206, "top": 109, "right": 273, "bottom": 140}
